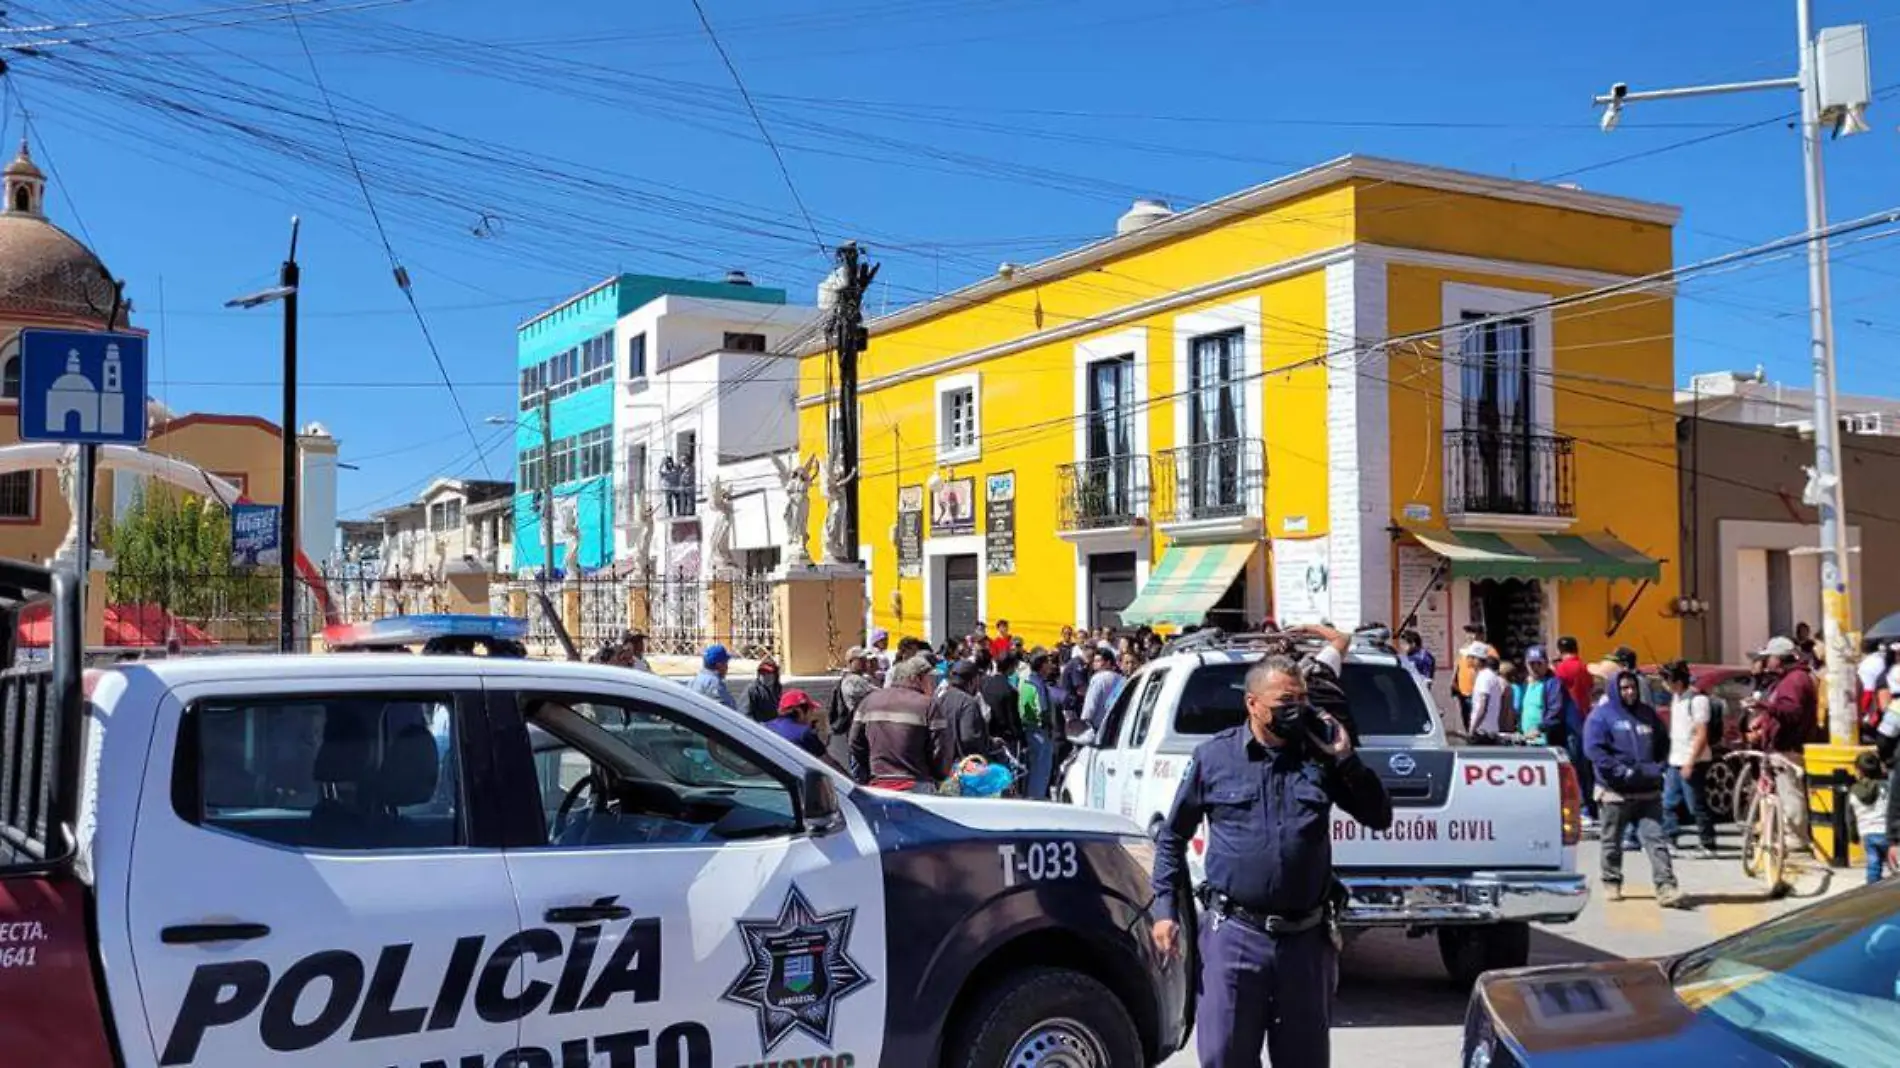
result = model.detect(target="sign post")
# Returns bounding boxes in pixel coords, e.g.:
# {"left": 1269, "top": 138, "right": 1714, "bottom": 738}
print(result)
{"left": 18, "top": 329, "right": 150, "bottom": 637}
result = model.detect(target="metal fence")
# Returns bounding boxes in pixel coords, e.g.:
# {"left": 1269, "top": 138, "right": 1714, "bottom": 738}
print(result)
{"left": 103, "top": 570, "right": 286, "bottom": 648}
{"left": 728, "top": 571, "right": 778, "bottom": 660}
{"left": 315, "top": 568, "right": 448, "bottom": 624}
{"left": 647, "top": 578, "right": 706, "bottom": 657}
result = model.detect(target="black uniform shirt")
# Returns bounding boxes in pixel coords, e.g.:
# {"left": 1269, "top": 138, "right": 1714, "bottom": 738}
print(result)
{"left": 1151, "top": 724, "right": 1393, "bottom": 921}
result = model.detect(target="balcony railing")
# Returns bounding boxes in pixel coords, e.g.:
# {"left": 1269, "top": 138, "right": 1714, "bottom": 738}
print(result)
{"left": 1153, "top": 437, "right": 1266, "bottom": 525}
{"left": 1057, "top": 454, "right": 1151, "bottom": 532}
{"left": 1444, "top": 428, "right": 1576, "bottom": 518}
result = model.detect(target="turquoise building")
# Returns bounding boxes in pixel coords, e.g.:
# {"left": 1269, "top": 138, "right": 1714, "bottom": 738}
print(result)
{"left": 513, "top": 273, "right": 787, "bottom": 574}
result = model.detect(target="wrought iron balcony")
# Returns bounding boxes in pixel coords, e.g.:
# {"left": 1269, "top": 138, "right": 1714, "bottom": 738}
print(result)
{"left": 1153, "top": 437, "right": 1266, "bottom": 525}
{"left": 1444, "top": 428, "right": 1576, "bottom": 518}
{"left": 1057, "top": 454, "right": 1151, "bottom": 532}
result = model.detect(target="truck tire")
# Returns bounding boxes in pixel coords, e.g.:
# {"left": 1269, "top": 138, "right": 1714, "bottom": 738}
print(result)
{"left": 948, "top": 967, "right": 1144, "bottom": 1068}
{"left": 1437, "top": 922, "right": 1531, "bottom": 989}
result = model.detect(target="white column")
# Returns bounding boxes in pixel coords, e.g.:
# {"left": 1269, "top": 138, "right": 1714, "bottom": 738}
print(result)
{"left": 1324, "top": 254, "right": 1393, "bottom": 628}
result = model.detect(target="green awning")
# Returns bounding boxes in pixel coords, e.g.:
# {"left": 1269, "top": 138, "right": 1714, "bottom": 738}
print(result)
{"left": 1408, "top": 529, "right": 1661, "bottom": 582}
{"left": 1119, "top": 541, "right": 1256, "bottom": 626}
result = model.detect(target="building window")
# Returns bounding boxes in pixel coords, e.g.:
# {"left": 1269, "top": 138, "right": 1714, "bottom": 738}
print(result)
{"left": 579, "top": 427, "right": 613, "bottom": 480}
{"left": 1086, "top": 355, "right": 1136, "bottom": 462}
{"left": 580, "top": 333, "right": 612, "bottom": 388}
{"left": 1187, "top": 331, "right": 1243, "bottom": 448}
{"left": 521, "top": 445, "right": 544, "bottom": 493}
{"left": 212, "top": 471, "right": 250, "bottom": 498}
{"left": 0, "top": 471, "right": 35, "bottom": 521}
{"left": 429, "top": 498, "right": 463, "bottom": 532}
{"left": 2, "top": 355, "right": 17, "bottom": 400}
{"left": 723, "top": 331, "right": 767, "bottom": 353}
{"left": 628, "top": 333, "right": 647, "bottom": 379}
{"left": 1846, "top": 412, "right": 1884, "bottom": 435}
{"left": 519, "top": 330, "right": 614, "bottom": 410}
{"left": 1458, "top": 313, "right": 1534, "bottom": 439}
{"left": 936, "top": 374, "right": 980, "bottom": 463}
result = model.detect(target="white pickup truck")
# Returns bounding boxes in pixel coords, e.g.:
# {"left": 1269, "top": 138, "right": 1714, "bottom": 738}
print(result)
{"left": 1060, "top": 635, "right": 1588, "bottom": 985}
{"left": 0, "top": 563, "right": 1187, "bottom": 1068}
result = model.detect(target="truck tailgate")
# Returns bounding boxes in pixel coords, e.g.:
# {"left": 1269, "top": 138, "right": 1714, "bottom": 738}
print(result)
{"left": 0, "top": 871, "right": 116, "bottom": 1068}
{"left": 1334, "top": 748, "right": 1568, "bottom": 871}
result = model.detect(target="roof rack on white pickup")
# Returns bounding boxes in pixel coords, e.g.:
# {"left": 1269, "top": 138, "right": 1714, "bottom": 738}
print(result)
{"left": 0, "top": 560, "right": 83, "bottom": 873}
{"left": 1161, "top": 625, "right": 1396, "bottom": 658}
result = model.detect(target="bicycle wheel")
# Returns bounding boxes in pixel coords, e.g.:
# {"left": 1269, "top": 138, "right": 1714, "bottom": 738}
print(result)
{"left": 1741, "top": 790, "right": 1770, "bottom": 881}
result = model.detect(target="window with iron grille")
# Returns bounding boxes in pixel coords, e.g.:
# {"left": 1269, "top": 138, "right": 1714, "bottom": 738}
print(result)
{"left": 940, "top": 385, "right": 977, "bottom": 460}
{"left": 0, "top": 471, "right": 34, "bottom": 520}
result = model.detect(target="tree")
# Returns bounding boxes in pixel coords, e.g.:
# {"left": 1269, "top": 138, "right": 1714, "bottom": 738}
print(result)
{"left": 104, "top": 488, "right": 277, "bottom": 641}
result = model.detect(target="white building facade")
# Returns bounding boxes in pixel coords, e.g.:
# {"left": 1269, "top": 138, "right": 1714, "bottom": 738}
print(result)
{"left": 611, "top": 292, "right": 820, "bottom": 578}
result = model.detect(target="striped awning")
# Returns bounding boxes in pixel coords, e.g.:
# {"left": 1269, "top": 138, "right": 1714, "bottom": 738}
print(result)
{"left": 1408, "top": 529, "right": 1661, "bottom": 582}
{"left": 1119, "top": 541, "right": 1256, "bottom": 626}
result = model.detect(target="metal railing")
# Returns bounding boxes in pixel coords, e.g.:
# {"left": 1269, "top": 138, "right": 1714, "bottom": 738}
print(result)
{"left": 1444, "top": 428, "right": 1575, "bottom": 518}
{"left": 1153, "top": 437, "right": 1266, "bottom": 524}
{"left": 1057, "top": 454, "right": 1151, "bottom": 531}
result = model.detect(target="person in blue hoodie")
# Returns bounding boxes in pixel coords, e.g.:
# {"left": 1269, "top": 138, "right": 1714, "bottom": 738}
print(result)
{"left": 1584, "top": 667, "right": 1683, "bottom": 907}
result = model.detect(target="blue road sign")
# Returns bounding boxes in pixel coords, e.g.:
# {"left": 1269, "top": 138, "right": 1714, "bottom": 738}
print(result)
{"left": 18, "top": 329, "right": 149, "bottom": 445}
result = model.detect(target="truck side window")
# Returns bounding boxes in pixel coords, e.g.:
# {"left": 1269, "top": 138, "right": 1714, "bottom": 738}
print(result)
{"left": 1127, "top": 669, "right": 1170, "bottom": 749}
{"left": 1096, "top": 673, "right": 1143, "bottom": 750}
{"left": 525, "top": 697, "right": 800, "bottom": 848}
{"left": 175, "top": 695, "right": 461, "bottom": 851}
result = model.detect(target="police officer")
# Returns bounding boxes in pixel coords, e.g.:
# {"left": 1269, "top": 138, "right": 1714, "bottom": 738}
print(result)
{"left": 1151, "top": 642, "right": 1394, "bottom": 1067}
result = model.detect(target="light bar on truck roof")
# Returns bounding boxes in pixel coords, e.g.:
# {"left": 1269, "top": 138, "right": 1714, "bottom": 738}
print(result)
{"left": 323, "top": 614, "right": 530, "bottom": 649}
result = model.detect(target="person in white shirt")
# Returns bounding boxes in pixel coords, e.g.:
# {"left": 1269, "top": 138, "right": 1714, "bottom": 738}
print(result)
{"left": 1661, "top": 660, "right": 1717, "bottom": 858}
{"left": 1849, "top": 750, "right": 1890, "bottom": 885}
{"left": 1469, "top": 654, "right": 1505, "bottom": 741}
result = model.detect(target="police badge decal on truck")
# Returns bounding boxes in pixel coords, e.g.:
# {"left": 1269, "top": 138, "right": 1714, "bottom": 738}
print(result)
{"left": 722, "top": 884, "right": 873, "bottom": 1054}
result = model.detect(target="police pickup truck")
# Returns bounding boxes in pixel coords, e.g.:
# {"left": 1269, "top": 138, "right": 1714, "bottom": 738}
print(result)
{"left": 0, "top": 563, "right": 1186, "bottom": 1068}
{"left": 1060, "top": 631, "right": 1588, "bottom": 986}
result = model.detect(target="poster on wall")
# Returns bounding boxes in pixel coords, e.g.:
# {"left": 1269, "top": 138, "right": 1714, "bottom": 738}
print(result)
{"left": 931, "top": 476, "right": 976, "bottom": 537}
{"left": 896, "top": 485, "right": 924, "bottom": 578}
{"left": 985, "top": 471, "right": 1016, "bottom": 575}
{"left": 230, "top": 504, "right": 281, "bottom": 568}
{"left": 1396, "top": 542, "right": 1452, "bottom": 703}
{"left": 1272, "top": 535, "right": 1332, "bottom": 626}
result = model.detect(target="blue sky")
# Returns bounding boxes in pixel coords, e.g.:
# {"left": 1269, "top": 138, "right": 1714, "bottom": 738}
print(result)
{"left": 10, "top": 0, "right": 1898, "bottom": 516}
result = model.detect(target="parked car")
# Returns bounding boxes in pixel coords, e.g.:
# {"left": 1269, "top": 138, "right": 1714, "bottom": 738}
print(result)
{"left": 0, "top": 562, "right": 1187, "bottom": 1068}
{"left": 1464, "top": 875, "right": 1900, "bottom": 1066}
{"left": 1638, "top": 663, "right": 1758, "bottom": 822}
{"left": 1059, "top": 632, "right": 1588, "bottom": 987}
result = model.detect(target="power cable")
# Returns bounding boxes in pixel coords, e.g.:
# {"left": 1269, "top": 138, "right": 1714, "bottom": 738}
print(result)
{"left": 286, "top": 4, "right": 492, "bottom": 478}
{"left": 687, "top": 0, "right": 824, "bottom": 254}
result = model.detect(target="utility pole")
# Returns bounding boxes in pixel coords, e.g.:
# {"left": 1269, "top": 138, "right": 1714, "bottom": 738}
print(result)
{"left": 1593, "top": 6, "right": 1870, "bottom": 743}
{"left": 279, "top": 219, "right": 301, "bottom": 654}
{"left": 830, "top": 241, "right": 878, "bottom": 563}
{"left": 539, "top": 387, "right": 556, "bottom": 594}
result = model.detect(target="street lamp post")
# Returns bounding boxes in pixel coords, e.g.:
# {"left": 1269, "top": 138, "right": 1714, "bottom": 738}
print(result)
{"left": 226, "top": 216, "right": 302, "bottom": 654}
{"left": 1593, "top": 6, "right": 1871, "bottom": 742}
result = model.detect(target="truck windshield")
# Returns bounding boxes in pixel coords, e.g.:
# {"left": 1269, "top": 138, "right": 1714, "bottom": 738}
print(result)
{"left": 1173, "top": 660, "right": 1435, "bottom": 738}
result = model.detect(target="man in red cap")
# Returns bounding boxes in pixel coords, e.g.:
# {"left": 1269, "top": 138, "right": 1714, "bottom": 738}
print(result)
{"left": 766, "top": 688, "right": 828, "bottom": 760}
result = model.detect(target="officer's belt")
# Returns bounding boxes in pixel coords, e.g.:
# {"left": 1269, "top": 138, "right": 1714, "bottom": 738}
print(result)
{"left": 1201, "top": 889, "right": 1327, "bottom": 935}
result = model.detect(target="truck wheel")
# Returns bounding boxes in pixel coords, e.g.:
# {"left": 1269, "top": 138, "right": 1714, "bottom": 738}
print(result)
{"left": 1437, "top": 922, "right": 1531, "bottom": 988}
{"left": 949, "top": 967, "right": 1143, "bottom": 1068}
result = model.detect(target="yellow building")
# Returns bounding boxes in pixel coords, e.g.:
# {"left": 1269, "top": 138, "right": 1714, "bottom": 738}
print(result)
{"left": 799, "top": 156, "right": 1683, "bottom": 673}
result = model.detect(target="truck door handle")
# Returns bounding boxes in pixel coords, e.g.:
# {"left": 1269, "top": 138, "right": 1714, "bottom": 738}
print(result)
{"left": 545, "top": 901, "right": 632, "bottom": 924}
{"left": 161, "top": 922, "right": 271, "bottom": 945}
{"left": 1132, "top": 768, "right": 1145, "bottom": 778}
{"left": 1103, "top": 767, "right": 1117, "bottom": 775}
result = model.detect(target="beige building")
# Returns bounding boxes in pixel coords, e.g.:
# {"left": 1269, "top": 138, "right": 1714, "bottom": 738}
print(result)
{"left": 369, "top": 478, "right": 513, "bottom": 576}
{"left": 1678, "top": 418, "right": 1900, "bottom": 663}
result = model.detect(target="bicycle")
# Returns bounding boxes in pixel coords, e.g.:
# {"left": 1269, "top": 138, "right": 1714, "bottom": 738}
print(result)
{"left": 1723, "top": 748, "right": 1807, "bottom": 894}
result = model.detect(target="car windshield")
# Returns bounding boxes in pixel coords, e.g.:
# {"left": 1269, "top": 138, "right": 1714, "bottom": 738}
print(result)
{"left": 1671, "top": 882, "right": 1900, "bottom": 1064}
{"left": 1173, "top": 659, "right": 1435, "bottom": 738}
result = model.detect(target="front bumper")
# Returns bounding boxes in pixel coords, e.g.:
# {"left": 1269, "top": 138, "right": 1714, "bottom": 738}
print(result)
{"left": 1341, "top": 871, "right": 1589, "bottom": 927}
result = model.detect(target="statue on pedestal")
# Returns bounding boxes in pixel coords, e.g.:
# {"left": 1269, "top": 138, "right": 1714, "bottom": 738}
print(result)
{"left": 706, "top": 476, "right": 736, "bottom": 575}
{"left": 820, "top": 456, "right": 856, "bottom": 566}
{"left": 557, "top": 496, "right": 582, "bottom": 581}
{"left": 627, "top": 497, "right": 656, "bottom": 581}
{"left": 772, "top": 453, "right": 819, "bottom": 568}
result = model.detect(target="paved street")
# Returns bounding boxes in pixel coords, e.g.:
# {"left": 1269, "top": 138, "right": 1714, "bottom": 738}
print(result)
{"left": 1160, "top": 831, "right": 1855, "bottom": 1067}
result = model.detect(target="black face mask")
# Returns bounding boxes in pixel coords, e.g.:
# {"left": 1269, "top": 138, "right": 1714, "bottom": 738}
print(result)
{"left": 1270, "top": 697, "right": 1312, "bottom": 737}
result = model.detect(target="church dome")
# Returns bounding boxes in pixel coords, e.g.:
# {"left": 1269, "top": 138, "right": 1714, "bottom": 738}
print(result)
{"left": 0, "top": 141, "right": 118, "bottom": 323}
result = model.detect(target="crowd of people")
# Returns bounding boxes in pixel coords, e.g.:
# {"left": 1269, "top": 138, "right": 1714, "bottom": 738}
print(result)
{"left": 590, "top": 618, "right": 1163, "bottom": 798}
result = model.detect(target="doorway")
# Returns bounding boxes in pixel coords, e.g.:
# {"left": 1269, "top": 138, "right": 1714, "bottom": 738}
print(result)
{"left": 1088, "top": 552, "right": 1137, "bottom": 629}
{"left": 1470, "top": 578, "right": 1545, "bottom": 664}
{"left": 942, "top": 554, "right": 979, "bottom": 640}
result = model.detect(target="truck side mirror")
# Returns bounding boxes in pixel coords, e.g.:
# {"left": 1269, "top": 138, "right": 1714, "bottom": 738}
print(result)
{"left": 801, "top": 768, "right": 845, "bottom": 836}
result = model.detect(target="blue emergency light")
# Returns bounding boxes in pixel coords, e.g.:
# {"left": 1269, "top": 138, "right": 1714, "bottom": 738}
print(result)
{"left": 323, "top": 615, "right": 530, "bottom": 650}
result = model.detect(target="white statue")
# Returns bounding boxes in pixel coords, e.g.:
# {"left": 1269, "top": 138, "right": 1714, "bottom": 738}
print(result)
{"left": 705, "top": 476, "right": 736, "bottom": 575}
{"left": 53, "top": 445, "right": 80, "bottom": 562}
{"left": 557, "top": 496, "right": 582, "bottom": 580}
{"left": 772, "top": 453, "right": 819, "bottom": 567}
{"left": 627, "top": 496, "right": 655, "bottom": 580}
{"left": 820, "top": 455, "right": 856, "bottom": 566}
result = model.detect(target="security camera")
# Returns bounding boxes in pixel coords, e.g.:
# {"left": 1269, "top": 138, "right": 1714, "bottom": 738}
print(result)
{"left": 1599, "top": 82, "right": 1627, "bottom": 133}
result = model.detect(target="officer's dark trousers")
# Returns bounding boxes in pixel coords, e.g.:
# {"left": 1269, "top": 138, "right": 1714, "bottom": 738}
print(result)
{"left": 1196, "top": 912, "right": 1336, "bottom": 1067}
